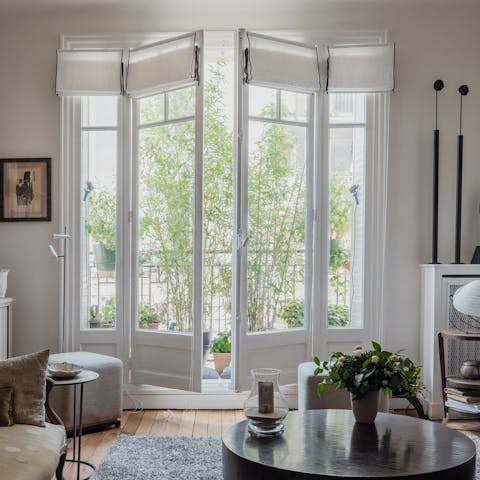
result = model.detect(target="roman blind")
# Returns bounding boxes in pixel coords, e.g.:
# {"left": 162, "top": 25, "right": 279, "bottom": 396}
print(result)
{"left": 327, "top": 44, "right": 395, "bottom": 93}
{"left": 56, "top": 49, "right": 123, "bottom": 96}
{"left": 126, "top": 32, "right": 198, "bottom": 96}
{"left": 243, "top": 31, "right": 320, "bottom": 93}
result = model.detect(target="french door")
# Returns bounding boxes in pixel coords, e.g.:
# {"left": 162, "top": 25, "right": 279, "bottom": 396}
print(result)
{"left": 232, "top": 31, "right": 317, "bottom": 391}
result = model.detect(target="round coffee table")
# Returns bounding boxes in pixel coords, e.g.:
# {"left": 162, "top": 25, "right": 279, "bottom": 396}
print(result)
{"left": 222, "top": 410, "right": 476, "bottom": 479}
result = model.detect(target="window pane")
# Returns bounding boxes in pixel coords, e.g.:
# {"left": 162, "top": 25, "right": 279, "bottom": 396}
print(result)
{"left": 329, "top": 93, "right": 365, "bottom": 124}
{"left": 137, "top": 120, "right": 195, "bottom": 332}
{"left": 81, "top": 130, "right": 117, "bottom": 330}
{"left": 328, "top": 126, "right": 365, "bottom": 329}
{"left": 81, "top": 97, "right": 118, "bottom": 127}
{"left": 167, "top": 86, "right": 195, "bottom": 120}
{"left": 249, "top": 86, "right": 276, "bottom": 119}
{"left": 247, "top": 120, "right": 307, "bottom": 332}
{"left": 280, "top": 90, "right": 308, "bottom": 123}
{"left": 138, "top": 94, "right": 165, "bottom": 124}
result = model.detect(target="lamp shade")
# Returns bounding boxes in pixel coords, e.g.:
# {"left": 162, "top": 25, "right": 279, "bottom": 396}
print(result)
{"left": 453, "top": 280, "right": 480, "bottom": 317}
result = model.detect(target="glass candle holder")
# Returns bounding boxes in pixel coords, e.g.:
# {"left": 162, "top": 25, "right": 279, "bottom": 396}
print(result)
{"left": 243, "top": 368, "right": 289, "bottom": 437}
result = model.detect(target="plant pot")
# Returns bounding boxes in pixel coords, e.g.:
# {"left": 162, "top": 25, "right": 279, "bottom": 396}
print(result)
{"left": 350, "top": 390, "right": 380, "bottom": 424}
{"left": 93, "top": 244, "right": 116, "bottom": 272}
{"left": 89, "top": 318, "right": 101, "bottom": 328}
{"left": 203, "top": 331, "right": 211, "bottom": 365}
{"left": 140, "top": 322, "right": 159, "bottom": 330}
{"left": 213, "top": 352, "right": 231, "bottom": 376}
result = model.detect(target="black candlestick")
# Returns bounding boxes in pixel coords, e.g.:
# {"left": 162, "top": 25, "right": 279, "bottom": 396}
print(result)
{"left": 454, "top": 84, "right": 469, "bottom": 264}
{"left": 431, "top": 79, "right": 444, "bottom": 264}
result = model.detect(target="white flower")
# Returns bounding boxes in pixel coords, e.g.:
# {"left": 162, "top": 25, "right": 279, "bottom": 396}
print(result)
{"left": 338, "top": 356, "right": 346, "bottom": 363}
{"left": 390, "top": 354, "right": 398, "bottom": 362}
{"left": 354, "top": 345, "right": 363, "bottom": 351}
{"left": 353, "top": 349, "right": 364, "bottom": 358}
{"left": 335, "top": 361, "right": 344, "bottom": 368}
{"left": 371, "top": 355, "right": 380, "bottom": 364}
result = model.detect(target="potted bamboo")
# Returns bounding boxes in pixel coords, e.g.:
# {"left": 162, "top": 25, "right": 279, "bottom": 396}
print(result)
{"left": 211, "top": 332, "right": 231, "bottom": 376}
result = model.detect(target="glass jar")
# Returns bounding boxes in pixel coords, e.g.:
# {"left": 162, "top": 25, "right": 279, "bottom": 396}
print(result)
{"left": 243, "top": 368, "right": 289, "bottom": 437}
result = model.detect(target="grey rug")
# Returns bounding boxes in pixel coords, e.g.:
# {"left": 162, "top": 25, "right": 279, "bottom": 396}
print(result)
{"left": 90, "top": 436, "right": 222, "bottom": 480}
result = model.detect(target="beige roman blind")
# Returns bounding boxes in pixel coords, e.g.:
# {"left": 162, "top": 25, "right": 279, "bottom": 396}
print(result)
{"left": 56, "top": 49, "right": 123, "bottom": 96}
{"left": 327, "top": 44, "right": 395, "bottom": 93}
{"left": 243, "top": 31, "right": 320, "bottom": 93}
{"left": 126, "top": 32, "right": 198, "bottom": 97}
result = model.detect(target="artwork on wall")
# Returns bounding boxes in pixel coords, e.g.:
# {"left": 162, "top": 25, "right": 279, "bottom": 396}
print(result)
{"left": 0, "top": 158, "right": 51, "bottom": 222}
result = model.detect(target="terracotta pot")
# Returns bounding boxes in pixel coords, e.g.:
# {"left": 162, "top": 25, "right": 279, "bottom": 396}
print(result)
{"left": 140, "top": 322, "right": 159, "bottom": 330}
{"left": 350, "top": 390, "right": 380, "bottom": 424}
{"left": 213, "top": 352, "right": 231, "bottom": 376}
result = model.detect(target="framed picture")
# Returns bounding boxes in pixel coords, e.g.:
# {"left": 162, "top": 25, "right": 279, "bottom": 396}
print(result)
{"left": 0, "top": 158, "right": 51, "bottom": 222}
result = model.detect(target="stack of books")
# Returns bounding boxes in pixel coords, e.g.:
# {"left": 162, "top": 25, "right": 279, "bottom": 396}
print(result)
{"left": 445, "top": 387, "right": 480, "bottom": 413}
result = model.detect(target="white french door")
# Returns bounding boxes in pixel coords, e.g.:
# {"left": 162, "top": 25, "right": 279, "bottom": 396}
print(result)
{"left": 67, "top": 32, "right": 205, "bottom": 392}
{"left": 232, "top": 31, "right": 317, "bottom": 391}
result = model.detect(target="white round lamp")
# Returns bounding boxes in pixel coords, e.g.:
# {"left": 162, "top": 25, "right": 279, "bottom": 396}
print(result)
{"left": 453, "top": 280, "right": 480, "bottom": 317}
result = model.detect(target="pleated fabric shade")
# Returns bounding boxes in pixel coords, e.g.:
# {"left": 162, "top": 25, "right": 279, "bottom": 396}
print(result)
{"left": 327, "top": 43, "right": 395, "bottom": 93}
{"left": 56, "top": 49, "right": 123, "bottom": 96}
{"left": 244, "top": 32, "right": 320, "bottom": 93}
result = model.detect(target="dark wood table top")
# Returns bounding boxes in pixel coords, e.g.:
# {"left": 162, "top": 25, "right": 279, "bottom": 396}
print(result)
{"left": 222, "top": 410, "right": 476, "bottom": 479}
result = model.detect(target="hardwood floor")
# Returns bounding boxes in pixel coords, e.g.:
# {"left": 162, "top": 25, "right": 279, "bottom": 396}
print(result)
{"left": 62, "top": 409, "right": 480, "bottom": 480}
{"left": 62, "top": 409, "right": 244, "bottom": 480}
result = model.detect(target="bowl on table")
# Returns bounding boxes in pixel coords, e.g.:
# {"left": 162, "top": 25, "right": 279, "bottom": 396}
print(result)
{"left": 47, "top": 362, "right": 83, "bottom": 379}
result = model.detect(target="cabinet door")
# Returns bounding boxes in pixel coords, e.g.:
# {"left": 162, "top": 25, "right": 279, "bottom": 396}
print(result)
{"left": 0, "top": 307, "right": 7, "bottom": 360}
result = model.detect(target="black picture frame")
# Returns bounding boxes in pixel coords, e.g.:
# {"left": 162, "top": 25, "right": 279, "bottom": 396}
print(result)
{"left": 0, "top": 158, "right": 51, "bottom": 222}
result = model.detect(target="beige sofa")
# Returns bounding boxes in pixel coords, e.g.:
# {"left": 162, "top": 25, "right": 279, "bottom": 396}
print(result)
{"left": 0, "top": 378, "right": 66, "bottom": 480}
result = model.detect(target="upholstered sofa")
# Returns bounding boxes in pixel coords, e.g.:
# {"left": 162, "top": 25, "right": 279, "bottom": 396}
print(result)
{"left": 0, "top": 378, "right": 67, "bottom": 480}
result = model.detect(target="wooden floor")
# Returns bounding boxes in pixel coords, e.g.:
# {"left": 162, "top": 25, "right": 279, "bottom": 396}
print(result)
{"left": 63, "top": 409, "right": 480, "bottom": 480}
{"left": 63, "top": 409, "right": 244, "bottom": 479}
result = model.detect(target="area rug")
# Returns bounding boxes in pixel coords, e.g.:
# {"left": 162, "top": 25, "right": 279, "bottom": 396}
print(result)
{"left": 90, "top": 436, "right": 222, "bottom": 480}
{"left": 92, "top": 433, "right": 480, "bottom": 480}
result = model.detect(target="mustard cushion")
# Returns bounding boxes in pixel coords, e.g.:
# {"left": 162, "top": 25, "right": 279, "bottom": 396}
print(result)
{"left": 0, "top": 386, "right": 14, "bottom": 426}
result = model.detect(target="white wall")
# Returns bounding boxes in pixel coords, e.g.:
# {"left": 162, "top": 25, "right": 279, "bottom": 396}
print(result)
{"left": 0, "top": 0, "right": 479, "bottom": 360}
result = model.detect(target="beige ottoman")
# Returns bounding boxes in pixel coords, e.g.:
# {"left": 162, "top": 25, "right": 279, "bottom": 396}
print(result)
{"left": 49, "top": 351, "right": 123, "bottom": 433}
{"left": 297, "top": 361, "right": 351, "bottom": 410}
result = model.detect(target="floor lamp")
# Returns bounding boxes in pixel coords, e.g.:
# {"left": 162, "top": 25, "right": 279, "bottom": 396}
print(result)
{"left": 49, "top": 228, "right": 71, "bottom": 352}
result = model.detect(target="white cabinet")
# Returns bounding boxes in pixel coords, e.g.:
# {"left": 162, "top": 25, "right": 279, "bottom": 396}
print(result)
{"left": 0, "top": 298, "right": 13, "bottom": 360}
{"left": 421, "top": 265, "right": 480, "bottom": 419}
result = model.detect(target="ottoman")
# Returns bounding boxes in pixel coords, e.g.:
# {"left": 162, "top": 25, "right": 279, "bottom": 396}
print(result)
{"left": 297, "top": 361, "right": 351, "bottom": 410}
{"left": 49, "top": 351, "right": 123, "bottom": 433}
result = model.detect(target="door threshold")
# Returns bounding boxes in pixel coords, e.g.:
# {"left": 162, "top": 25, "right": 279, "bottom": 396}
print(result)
{"left": 123, "top": 383, "right": 298, "bottom": 410}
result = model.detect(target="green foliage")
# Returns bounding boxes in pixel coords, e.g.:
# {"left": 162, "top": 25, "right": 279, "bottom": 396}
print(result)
{"left": 314, "top": 342, "right": 424, "bottom": 400}
{"left": 86, "top": 188, "right": 116, "bottom": 251}
{"left": 139, "top": 304, "right": 163, "bottom": 325}
{"left": 210, "top": 331, "right": 231, "bottom": 353}
{"left": 327, "top": 304, "right": 349, "bottom": 327}
{"left": 279, "top": 299, "right": 304, "bottom": 328}
{"left": 100, "top": 297, "right": 116, "bottom": 327}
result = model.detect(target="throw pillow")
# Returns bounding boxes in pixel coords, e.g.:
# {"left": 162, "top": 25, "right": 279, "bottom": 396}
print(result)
{"left": 0, "top": 387, "right": 13, "bottom": 426}
{"left": 0, "top": 349, "right": 49, "bottom": 427}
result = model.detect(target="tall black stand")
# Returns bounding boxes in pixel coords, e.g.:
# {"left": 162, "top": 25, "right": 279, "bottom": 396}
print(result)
{"left": 431, "top": 79, "right": 444, "bottom": 264}
{"left": 454, "top": 84, "right": 469, "bottom": 264}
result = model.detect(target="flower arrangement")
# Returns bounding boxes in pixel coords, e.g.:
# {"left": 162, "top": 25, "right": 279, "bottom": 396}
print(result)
{"left": 314, "top": 341, "right": 423, "bottom": 400}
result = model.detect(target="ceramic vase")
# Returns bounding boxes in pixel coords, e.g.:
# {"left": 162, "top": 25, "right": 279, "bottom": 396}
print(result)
{"left": 350, "top": 389, "right": 380, "bottom": 423}
{"left": 0, "top": 269, "right": 9, "bottom": 298}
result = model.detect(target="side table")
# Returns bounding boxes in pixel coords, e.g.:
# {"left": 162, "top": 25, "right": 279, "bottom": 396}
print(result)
{"left": 51, "top": 369, "right": 99, "bottom": 480}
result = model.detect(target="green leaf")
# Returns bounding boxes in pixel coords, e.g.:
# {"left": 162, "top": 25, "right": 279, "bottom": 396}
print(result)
{"left": 313, "top": 356, "right": 320, "bottom": 365}
{"left": 317, "top": 383, "right": 332, "bottom": 395}
{"left": 372, "top": 341, "right": 382, "bottom": 352}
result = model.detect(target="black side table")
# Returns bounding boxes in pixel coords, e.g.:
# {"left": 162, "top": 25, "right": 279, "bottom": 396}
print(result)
{"left": 51, "top": 369, "right": 99, "bottom": 480}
